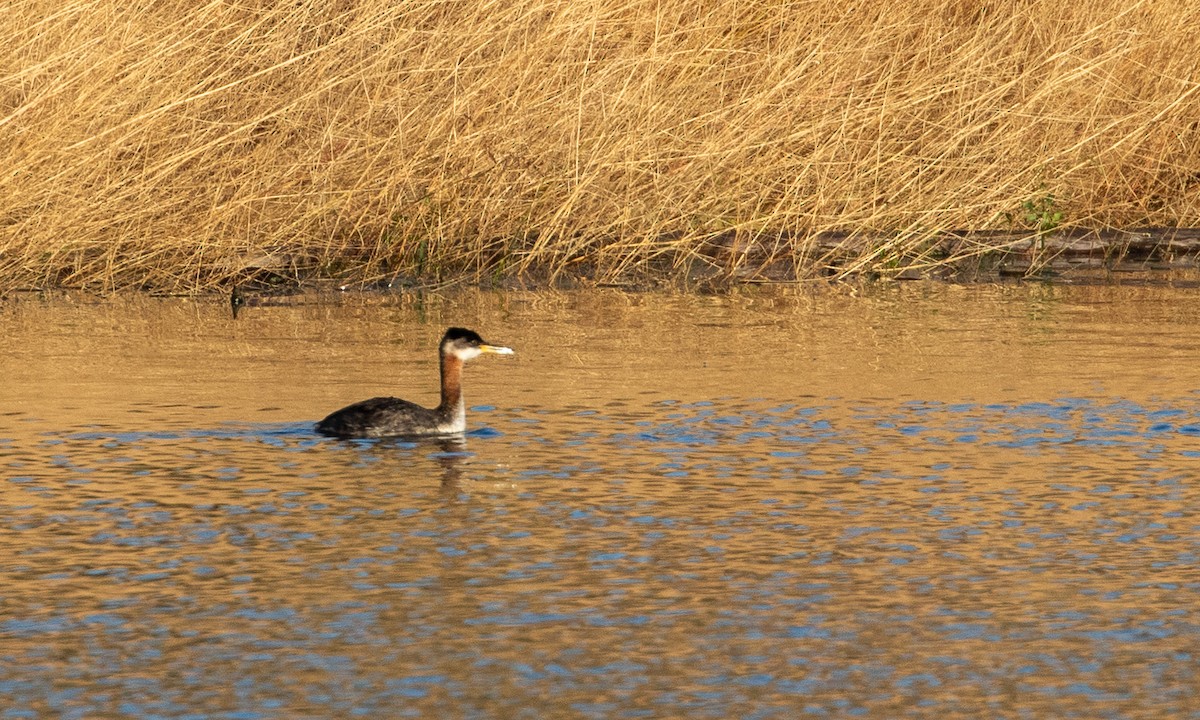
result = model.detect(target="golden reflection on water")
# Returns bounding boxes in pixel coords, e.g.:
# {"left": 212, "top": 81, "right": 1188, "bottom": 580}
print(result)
{"left": 2, "top": 284, "right": 1200, "bottom": 717}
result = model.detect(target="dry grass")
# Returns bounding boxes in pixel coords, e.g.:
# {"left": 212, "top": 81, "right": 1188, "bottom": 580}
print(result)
{"left": 2, "top": 0, "right": 1200, "bottom": 291}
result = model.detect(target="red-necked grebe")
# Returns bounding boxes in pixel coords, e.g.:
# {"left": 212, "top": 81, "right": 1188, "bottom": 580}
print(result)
{"left": 316, "top": 327, "right": 513, "bottom": 439}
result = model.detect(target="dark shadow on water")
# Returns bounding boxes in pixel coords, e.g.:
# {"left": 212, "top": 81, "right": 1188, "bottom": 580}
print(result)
{"left": 63, "top": 422, "right": 316, "bottom": 444}
{"left": 55, "top": 422, "right": 505, "bottom": 494}
{"left": 62, "top": 421, "right": 504, "bottom": 445}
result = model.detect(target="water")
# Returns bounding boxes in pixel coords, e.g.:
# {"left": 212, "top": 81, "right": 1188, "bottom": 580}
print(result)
{"left": 2, "top": 285, "right": 1200, "bottom": 718}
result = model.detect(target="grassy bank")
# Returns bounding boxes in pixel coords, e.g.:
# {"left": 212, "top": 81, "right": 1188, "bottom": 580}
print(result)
{"left": 3, "top": 0, "right": 1200, "bottom": 291}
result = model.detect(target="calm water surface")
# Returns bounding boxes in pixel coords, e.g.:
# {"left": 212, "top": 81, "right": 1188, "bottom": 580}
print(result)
{"left": 2, "top": 285, "right": 1200, "bottom": 718}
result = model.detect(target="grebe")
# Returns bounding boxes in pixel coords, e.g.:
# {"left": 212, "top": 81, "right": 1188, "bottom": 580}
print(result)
{"left": 316, "top": 327, "right": 513, "bottom": 439}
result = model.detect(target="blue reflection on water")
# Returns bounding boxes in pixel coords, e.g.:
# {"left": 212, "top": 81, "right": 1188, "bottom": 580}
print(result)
{"left": 2, "top": 397, "right": 1199, "bottom": 718}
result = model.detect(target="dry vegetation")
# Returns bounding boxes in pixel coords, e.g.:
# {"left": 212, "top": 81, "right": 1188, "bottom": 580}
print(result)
{"left": 2, "top": 0, "right": 1200, "bottom": 291}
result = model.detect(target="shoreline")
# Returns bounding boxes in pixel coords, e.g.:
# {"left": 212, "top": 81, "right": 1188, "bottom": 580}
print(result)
{"left": 7, "top": 227, "right": 1200, "bottom": 297}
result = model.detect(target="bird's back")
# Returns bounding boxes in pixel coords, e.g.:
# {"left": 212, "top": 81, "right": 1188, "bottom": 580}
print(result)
{"left": 315, "top": 396, "right": 443, "bottom": 438}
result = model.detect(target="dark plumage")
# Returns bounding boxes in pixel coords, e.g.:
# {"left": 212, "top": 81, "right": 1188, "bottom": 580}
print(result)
{"left": 316, "top": 327, "right": 513, "bottom": 439}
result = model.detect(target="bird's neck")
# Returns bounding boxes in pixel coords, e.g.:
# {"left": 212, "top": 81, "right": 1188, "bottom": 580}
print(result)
{"left": 437, "top": 354, "right": 465, "bottom": 421}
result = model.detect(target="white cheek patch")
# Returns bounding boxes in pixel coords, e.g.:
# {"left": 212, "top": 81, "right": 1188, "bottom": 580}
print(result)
{"left": 452, "top": 346, "right": 483, "bottom": 361}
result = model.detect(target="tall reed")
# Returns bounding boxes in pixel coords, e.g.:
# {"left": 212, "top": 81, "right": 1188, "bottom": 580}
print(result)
{"left": 2, "top": 0, "right": 1199, "bottom": 291}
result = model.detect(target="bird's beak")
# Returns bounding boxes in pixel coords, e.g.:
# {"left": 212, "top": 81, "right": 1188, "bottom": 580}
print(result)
{"left": 480, "top": 344, "right": 514, "bottom": 355}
